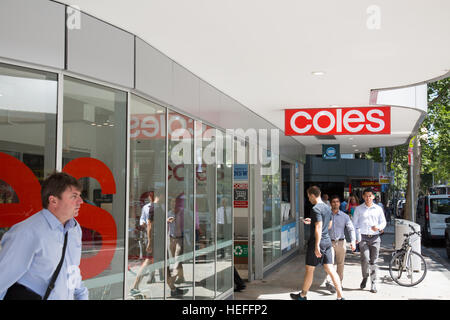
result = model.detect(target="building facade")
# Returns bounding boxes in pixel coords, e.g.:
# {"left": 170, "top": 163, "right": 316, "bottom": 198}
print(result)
{"left": 0, "top": 0, "right": 306, "bottom": 300}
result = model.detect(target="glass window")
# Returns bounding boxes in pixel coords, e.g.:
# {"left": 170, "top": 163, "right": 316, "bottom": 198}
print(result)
{"left": 63, "top": 76, "right": 127, "bottom": 300}
{"left": 0, "top": 63, "right": 57, "bottom": 241}
{"left": 194, "top": 122, "right": 216, "bottom": 299}
{"left": 167, "top": 111, "right": 194, "bottom": 299}
{"left": 127, "top": 95, "right": 166, "bottom": 299}
{"left": 216, "top": 130, "right": 233, "bottom": 295}
{"left": 262, "top": 151, "right": 281, "bottom": 267}
{"left": 430, "top": 198, "right": 449, "bottom": 215}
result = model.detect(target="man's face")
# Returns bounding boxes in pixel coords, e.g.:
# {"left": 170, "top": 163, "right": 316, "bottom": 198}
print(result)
{"left": 363, "top": 192, "right": 374, "bottom": 206}
{"left": 331, "top": 198, "right": 340, "bottom": 211}
{"left": 307, "top": 193, "right": 317, "bottom": 204}
{"left": 52, "top": 186, "right": 83, "bottom": 221}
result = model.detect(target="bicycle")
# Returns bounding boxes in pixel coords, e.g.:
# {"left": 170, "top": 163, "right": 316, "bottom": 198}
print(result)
{"left": 389, "top": 225, "right": 427, "bottom": 287}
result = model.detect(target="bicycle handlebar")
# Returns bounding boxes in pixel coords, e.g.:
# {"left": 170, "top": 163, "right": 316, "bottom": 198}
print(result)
{"left": 403, "top": 230, "right": 421, "bottom": 237}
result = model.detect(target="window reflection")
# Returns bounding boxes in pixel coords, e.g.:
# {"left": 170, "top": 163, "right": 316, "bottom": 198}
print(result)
{"left": 194, "top": 123, "right": 216, "bottom": 299}
{"left": 128, "top": 95, "right": 166, "bottom": 299}
{"left": 216, "top": 131, "right": 233, "bottom": 295}
{"left": 0, "top": 63, "right": 57, "bottom": 241}
{"left": 262, "top": 151, "right": 281, "bottom": 267}
{"left": 63, "top": 76, "right": 126, "bottom": 300}
{"left": 167, "top": 111, "right": 194, "bottom": 299}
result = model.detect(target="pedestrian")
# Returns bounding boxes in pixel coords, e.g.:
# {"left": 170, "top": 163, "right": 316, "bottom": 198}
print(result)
{"left": 375, "top": 196, "right": 390, "bottom": 225}
{"left": 130, "top": 193, "right": 157, "bottom": 296}
{"left": 346, "top": 194, "right": 359, "bottom": 218}
{"left": 340, "top": 197, "right": 348, "bottom": 213}
{"left": 290, "top": 186, "right": 344, "bottom": 300}
{"left": 0, "top": 172, "right": 88, "bottom": 300}
{"left": 352, "top": 188, "right": 386, "bottom": 294}
{"left": 322, "top": 193, "right": 331, "bottom": 208}
{"left": 324, "top": 195, "right": 356, "bottom": 292}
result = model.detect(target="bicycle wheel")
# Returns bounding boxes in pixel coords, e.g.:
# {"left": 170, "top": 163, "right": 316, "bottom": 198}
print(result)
{"left": 389, "top": 250, "right": 427, "bottom": 287}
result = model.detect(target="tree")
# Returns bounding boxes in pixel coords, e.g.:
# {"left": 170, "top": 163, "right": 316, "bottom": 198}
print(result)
{"left": 420, "top": 78, "right": 450, "bottom": 187}
{"left": 365, "top": 77, "right": 449, "bottom": 220}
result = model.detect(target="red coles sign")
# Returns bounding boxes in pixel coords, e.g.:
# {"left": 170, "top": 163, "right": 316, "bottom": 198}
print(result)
{"left": 285, "top": 106, "right": 391, "bottom": 136}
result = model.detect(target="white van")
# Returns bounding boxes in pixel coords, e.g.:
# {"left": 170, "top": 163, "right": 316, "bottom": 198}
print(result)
{"left": 417, "top": 195, "right": 450, "bottom": 242}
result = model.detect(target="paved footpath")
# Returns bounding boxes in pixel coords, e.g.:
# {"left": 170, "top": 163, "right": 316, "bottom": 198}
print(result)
{"left": 235, "top": 224, "right": 450, "bottom": 300}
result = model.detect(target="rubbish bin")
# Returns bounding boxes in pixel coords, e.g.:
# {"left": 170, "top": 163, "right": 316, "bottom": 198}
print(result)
{"left": 395, "top": 219, "right": 422, "bottom": 271}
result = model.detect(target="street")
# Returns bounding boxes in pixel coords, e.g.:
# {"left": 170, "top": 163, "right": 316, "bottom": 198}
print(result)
{"left": 423, "top": 240, "right": 450, "bottom": 267}
{"left": 235, "top": 223, "right": 450, "bottom": 300}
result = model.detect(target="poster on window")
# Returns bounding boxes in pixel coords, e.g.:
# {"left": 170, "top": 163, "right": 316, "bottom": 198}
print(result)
{"left": 233, "top": 183, "right": 248, "bottom": 208}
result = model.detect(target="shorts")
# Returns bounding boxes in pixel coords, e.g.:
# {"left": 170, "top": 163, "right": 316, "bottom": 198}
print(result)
{"left": 305, "top": 241, "right": 333, "bottom": 267}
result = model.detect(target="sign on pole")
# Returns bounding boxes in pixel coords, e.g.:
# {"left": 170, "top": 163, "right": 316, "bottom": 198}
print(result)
{"left": 408, "top": 136, "right": 415, "bottom": 166}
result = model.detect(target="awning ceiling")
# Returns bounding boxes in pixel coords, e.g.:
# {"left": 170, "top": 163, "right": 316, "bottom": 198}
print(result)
{"left": 58, "top": 0, "right": 450, "bottom": 154}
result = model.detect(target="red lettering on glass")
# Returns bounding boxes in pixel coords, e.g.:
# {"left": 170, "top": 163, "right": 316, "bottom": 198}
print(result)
{"left": 0, "top": 153, "right": 42, "bottom": 227}
{"left": 0, "top": 153, "right": 118, "bottom": 280}
{"left": 63, "top": 157, "right": 117, "bottom": 279}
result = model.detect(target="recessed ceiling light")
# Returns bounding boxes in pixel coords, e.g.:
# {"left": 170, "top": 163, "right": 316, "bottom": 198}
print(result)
{"left": 348, "top": 137, "right": 354, "bottom": 140}
{"left": 311, "top": 71, "right": 325, "bottom": 76}
{"left": 352, "top": 144, "right": 357, "bottom": 147}
{"left": 355, "top": 149, "right": 359, "bottom": 152}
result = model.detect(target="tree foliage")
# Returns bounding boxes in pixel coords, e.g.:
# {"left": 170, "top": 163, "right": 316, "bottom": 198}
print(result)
{"left": 366, "top": 77, "right": 449, "bottom": 197}
{"left": 420, "top": 77, "right": 450, "bottom": 186}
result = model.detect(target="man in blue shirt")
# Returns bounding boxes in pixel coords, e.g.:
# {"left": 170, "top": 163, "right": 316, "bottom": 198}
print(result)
{"left": 0, "top": 172, "right": 88, "bottom": 300}
{"left": 324, "top": 195, "right": 356, "bottom": 292}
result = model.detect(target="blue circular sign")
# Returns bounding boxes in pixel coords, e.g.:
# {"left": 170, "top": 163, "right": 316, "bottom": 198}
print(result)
{"left": 326, "top": 147, "right": 336, "bottom": 157}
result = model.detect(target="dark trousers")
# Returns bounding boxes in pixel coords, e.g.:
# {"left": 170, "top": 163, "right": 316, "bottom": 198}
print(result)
{"left": 234, "top": 267, "right": 245, "bottom": 287}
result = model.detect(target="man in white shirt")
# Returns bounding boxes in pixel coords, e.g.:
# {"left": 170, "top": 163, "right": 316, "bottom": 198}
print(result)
{"left": 352, "top": 188, "right": 386, "bottom": 294}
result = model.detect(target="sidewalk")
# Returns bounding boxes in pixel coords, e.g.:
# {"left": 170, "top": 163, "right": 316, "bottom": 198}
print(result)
{"left": 235, "top": 224, "right": 450, "bottom": 300}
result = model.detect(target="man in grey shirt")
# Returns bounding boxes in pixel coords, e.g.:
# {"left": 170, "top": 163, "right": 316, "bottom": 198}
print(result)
{"left": 324, "top": 195, "right": 356, "bottom": 292}
{"left": 290, "top": 186, "right": 344, "bottom": 300}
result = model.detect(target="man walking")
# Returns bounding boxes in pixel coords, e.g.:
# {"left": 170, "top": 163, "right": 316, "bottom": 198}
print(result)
{"left": 324, "top": 195, "right": 356, "bottom": 292}
{"left": 352, "top": 188, "right": 386, "bottom": 293}
{"left": 290, "top": 186, "right": 344, "bottom": 300}
{"left": 0, "top": 172, "right": 88, "bottom": 300}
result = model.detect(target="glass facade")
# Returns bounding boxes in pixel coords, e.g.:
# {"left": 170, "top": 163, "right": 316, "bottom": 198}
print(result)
{"left": 0, "top": 63, "right": 57, "bottom": 241}
{"left": 128, "top": 95, "right": 166, "bottom": 299}
{"left": 167, "top": 110, "right": 195, "bottom": 299}
{"left": 194, "top": 123, "right": 215, "bottom": 299}
{"left": 262, "top": 151, "right": 282, "bottom": 267}
{"left": 0, "top": 61, "right": 299, "bottom": 299}
{"left": 216, "top": 130, "right": 233, "bottom": 295}
{"left": 62, "top": 76, "right": 127, "bottom": 299}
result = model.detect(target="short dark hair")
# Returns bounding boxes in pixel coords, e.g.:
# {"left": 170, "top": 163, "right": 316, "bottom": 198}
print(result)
{"left": 330, "top": 195, "right": 340, "bottom": 202}
{"left": 363, "top": 188, "right": 374, "bottom": 196}
{"left": 307, "top": 186, "right": 321, "bottom": 197}
{"left": 41, "top": 172, "right": 82, "bottom": 209}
